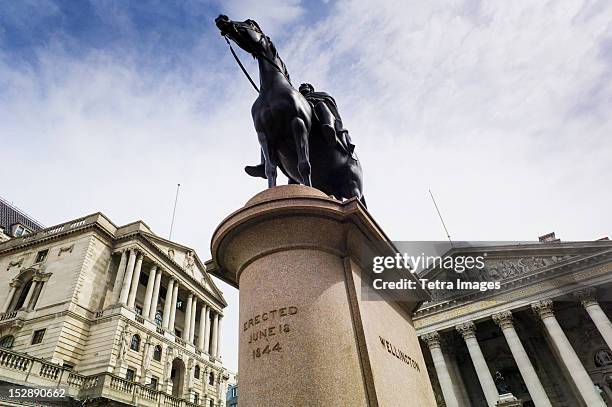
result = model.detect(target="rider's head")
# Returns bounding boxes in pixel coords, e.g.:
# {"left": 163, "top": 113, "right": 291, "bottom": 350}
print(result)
{"left": 299, "top": 83, "right": 314, "bottom": 95}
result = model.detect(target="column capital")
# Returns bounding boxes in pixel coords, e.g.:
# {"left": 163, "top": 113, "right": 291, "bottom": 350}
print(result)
{"left": 531, "top": 299, "right": 554, "bottom": 319}
{"left": 492, "top": 310, "right": 514, "bottom": 330}
{"left": 573, "top": 288, "right": 598, "bottom": 307}
{"left": 455, "top": 321, "right": 477, "bottom": 339}
{"left": 420, "top": 331, "right": 441, "bottom": 349}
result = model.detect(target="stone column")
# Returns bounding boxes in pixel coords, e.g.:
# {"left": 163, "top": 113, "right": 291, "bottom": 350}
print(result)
{"left": 421, "top": 332, "right": 459, "bottom": 407}
{"left": 532, "top": 299, "right": 606, "bottom": 406}
{"left": 211, "top": 312, "right": 219, "bottom": 358}
{"left": 203, "top": 305, "right": 211, "bottom": 354}
{"left": 575, "top": 288, "right": 612, "bottom": 351}
{"left": 148, "top": 269, "right": 162, "bottom": 320}
{"left": 142, "top": 265, "right": 157, "bottom": 318}
{"left": 189, "top": 298, "right": 197, "bottom": 344}
{"left": 2, "top": 282, "right": 18, "bottom": 313}
{"left": 444, "top": 346, "right": 472, "bottom": 407}
{"left": 119, "top": 249, "right": 137, "bottom": 305}
{"left": 112, "top": 250, "right": 128, "bottom": 302}
{"left": 21, "top": 281, "right": 37, "bottom": 310}
{"left": 168, "top": 283, "right": 179, "bottom": 332}
{"left": 198, "top": 304, "right": 208, "bottom": 350}
{"left": 456, "top": 322, "right": 499, "bottom": 406}
{"left": 127, "top": 253, "right": 144, "bottom": 309}
{"left": 162, "top": 278, "right": 175, "bottom": 330}
{"left": 217, "top": 314, "right": 223, "bottom": 358}
{"left": 183, "top": 294, "right": 193, "bottom": 341}
{"left": 493, "top": 311, "right": 552, "bottom": 407}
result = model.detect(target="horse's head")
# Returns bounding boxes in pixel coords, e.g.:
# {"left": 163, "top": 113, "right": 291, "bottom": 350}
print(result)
{"left": 215, "top": 15, "right": 267, "bottom": 56}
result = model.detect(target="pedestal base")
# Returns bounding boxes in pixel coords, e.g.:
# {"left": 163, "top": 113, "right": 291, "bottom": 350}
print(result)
{"left": 496, "top": 393, "right": 523, "bottom": 406}
{"left": 211, "top": 185, "right": 435, "bottom": 406}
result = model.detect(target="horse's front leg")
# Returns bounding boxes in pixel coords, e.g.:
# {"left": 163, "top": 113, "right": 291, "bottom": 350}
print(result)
{"left": 291, "top": 117, "right": 312, "bottom": 186}
{"left": 257, "top": 131, "right": 277, "bottom": 188}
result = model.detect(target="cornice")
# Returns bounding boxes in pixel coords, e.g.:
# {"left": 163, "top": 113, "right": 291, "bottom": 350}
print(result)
{"left": 414, "top": 248, "right": 612, "bottom": 319}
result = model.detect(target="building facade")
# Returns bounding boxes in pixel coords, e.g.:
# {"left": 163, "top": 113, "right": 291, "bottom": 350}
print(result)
{"left": 416, "top": 236, "right": 612, "bottom": 406}
{"left": 226, "top": 383, "right": 237, "bottom": 407}
{"left": 0, "top": 212, "right": 229, "bottom": 406}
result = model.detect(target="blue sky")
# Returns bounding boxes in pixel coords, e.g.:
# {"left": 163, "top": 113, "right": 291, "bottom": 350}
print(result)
{"left": 2, "top": 0, "right": 612, "bottom": 372}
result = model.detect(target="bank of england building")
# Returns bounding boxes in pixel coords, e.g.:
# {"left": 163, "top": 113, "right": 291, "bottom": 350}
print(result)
{"left": 0, "top": 198, "right": 229, "bottom": 406}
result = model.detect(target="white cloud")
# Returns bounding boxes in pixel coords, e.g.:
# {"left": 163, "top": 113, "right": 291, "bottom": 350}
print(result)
{"left": 2, "top": 0, "right": 612, "bottom": 372}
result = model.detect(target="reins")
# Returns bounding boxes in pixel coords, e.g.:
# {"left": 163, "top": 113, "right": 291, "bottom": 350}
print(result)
{"left": 224, "top": 36, "right": 260, "bottom": 93}
{"left": 223, "top": 32, "right": 292, "bottom": 94}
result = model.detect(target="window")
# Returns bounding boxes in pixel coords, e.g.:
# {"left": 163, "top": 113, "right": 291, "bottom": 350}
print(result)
{"left": 595, "top": 350, "right": 612, "bottom": 367}
{"left": 0, "top": 335, "right": 15, "bottom": 349}
{"left": 13, "top": 225, "right": 26, "bottom": 237}
{"left": 231, "top": 387, "right": 237, "bottom": 398}
{"left": 149, "top": 376, "right": 158, "bottom": 389}
{"left": 209, "top": 400, "right": 214, "bottom": 407}
{"left": 135, "top": 305, "right": 143, "bottom": 316}
{"left": 208, "top": 372, "right": 215, "bottom": 386}
{"left": 194, "top": 365, "right": 200, "bottom": 379}
{"left": 155, "top": 311, "right": 163, "bottom": 327}
{"left": 175, "top": 328, "right": 182, "bottom": 337}
{"left": 35, "top": 249, "right": 49, "bottom": 263}
{"left": 31, "top": 329, "right": 46, "bottom": 345}
{"left": 130, "top": 334, "right": 141, "bottom": 352}
{"left": 193, "top": 392, "right": 199, "bottom": 404}
{"left": 153, "top": 345, "right": 162, "bottom": 361}
{"left": 126, "top": 368, "right": 135, "bottom": 382}
{"left": 14, "top": 280, "right": 33, "bottom": 310}
{"left": 62, "top": 363, "right": 74, "bottom": 370}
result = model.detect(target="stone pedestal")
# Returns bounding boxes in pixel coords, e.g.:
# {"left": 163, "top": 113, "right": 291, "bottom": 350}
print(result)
{"left": 211, "top": 185, "right": 436, "bottom": 407}
{"left": 496, "top": 393, "right": 522, "bottom": 406}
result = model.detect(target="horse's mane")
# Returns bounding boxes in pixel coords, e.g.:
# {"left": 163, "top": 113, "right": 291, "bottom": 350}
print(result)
{"left": 247, "top": 19, "right": 291, "bottom": 83}
{"left": 264, "top": 36, "right": 291, "bottom": 84}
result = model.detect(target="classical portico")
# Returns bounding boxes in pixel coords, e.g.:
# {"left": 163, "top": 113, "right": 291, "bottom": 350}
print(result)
{"left": 416, "top": 239, "right": 612, "bottom": 407}
{"left": 110, "top": 246, "right": 224, "bottom": 359}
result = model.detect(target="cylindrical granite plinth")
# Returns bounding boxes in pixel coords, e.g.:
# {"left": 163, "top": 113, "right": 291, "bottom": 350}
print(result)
{"left": 211, "top": 185, "right": 436, "bottom": 407}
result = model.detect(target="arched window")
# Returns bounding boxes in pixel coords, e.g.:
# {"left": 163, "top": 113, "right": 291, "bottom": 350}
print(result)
{"left": 208, "top": 372, "right": 215, "bottom": 386}
{"left": 130, "top": 334, "right": 141, "bottom": 352}
{"left": 14, "top": 280, "right": 33, "bottom": 310}
{"left": 153, "top": 345, "right": 162, "bottom": 361}
{"left": 155, "top": 310, "right": 163, "bottom": 327}
{"left": 0, "top": 335, "right": 15, "bottom": 349}
{"left": 194, "top": 365, "right": 200, "bottom": 379}
{"left": 595, "top": 350, "right": 612, "bottom": 367}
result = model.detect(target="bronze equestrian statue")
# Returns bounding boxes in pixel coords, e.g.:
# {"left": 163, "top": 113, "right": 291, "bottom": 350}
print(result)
{"left": 215, "top": 15, "right": 366, "bottom": 207}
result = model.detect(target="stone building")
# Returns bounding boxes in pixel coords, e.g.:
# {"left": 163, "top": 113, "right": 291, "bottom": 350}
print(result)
{"left": 0, "top": 211, "right": 229, "bottom": 406}
{"left": 416, "top": 235, "right": 612, "bottom": 406}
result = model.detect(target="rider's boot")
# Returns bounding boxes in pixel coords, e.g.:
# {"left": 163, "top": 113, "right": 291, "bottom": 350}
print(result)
{"left": 245, "top": 164, "right": 267, "bottom": 179}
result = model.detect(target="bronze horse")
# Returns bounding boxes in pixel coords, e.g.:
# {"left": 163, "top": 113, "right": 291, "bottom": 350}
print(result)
{"left": 215, "top": 15, "right": 366, "bottom": 207}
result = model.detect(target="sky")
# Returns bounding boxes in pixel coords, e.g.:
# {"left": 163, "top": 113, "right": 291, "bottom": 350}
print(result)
{"left": 1, "top": 0, "right": 612, "bottom": 372}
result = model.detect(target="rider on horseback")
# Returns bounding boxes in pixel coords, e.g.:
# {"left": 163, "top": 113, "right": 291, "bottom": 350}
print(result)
{"left": 245, "top": 83, "right": 357, "bottom": 179}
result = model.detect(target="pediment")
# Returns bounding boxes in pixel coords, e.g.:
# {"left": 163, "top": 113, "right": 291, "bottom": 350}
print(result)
{"left": 140, "top": 233, "right": 226, "bottom": 305}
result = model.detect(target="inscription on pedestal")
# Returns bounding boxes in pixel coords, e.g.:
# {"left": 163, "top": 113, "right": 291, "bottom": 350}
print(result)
{"left": 243, "top": 306, "right": 298, "bottom": 360}
{"left": 378, "top": 336, "right": 420, "bottom": 372}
